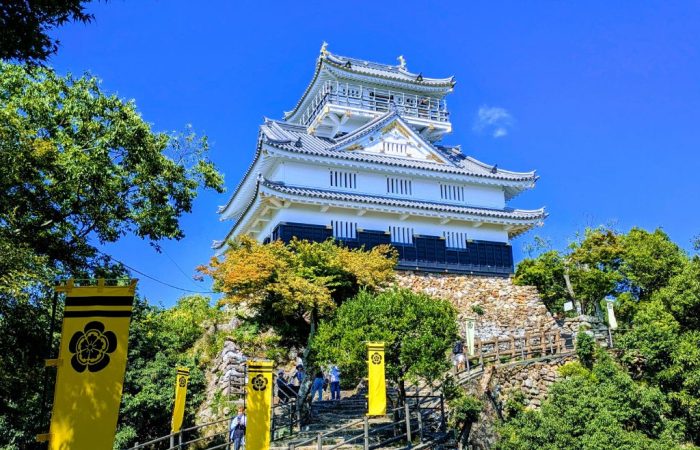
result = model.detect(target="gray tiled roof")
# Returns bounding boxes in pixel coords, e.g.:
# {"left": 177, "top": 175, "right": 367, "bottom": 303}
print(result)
{"left": 217, "top": 113, "right": 538, "bottom": 218}
{"left": 261, "top": 113, "right": 537, "bottom": 183}
{"left": 323, "top": 52, "right": 455, "bottom": 87}
{"left": 261, "top": 179, "right": 547, "bottom": 221}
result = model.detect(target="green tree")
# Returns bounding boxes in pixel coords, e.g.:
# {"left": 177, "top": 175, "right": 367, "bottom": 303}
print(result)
{"left": 497, "top": 351, "right": 684, "bottom": 450}
{"left": 448, "top": 393, "right": 482, "bottom": 447}
{"left": 200, "top": 236, "right": 396, "bottom": 349}
{"left": 620, "top": 228, "right": 686, "bottom": 301}
{"left": 310, "top": 288, "right": 458, "bottom": 400}
{"left": 619, "top": 277, "right": 700, "bottom": 443}
{"left": 0, "top": 62, "right": 223, "bottom": 448}
{"left": 115, "top": 295, "right": 220, "bottom": 448}
{"left": 575, "top": 331, "right": 595, "bottom": 369}
{"left": 516, "top": 227, "right": 686, "bottom": 317}
{"left": 514, "top": 250, "right": 570, "bottom": 314}
{"left": 653, "top": 258, "right": 700, "bottom": 330}
{"left": 0, "top": 1, "right": 97, "bottom": 64}
{"left": 0, "top": 62, "right": 224, "bottom": 272}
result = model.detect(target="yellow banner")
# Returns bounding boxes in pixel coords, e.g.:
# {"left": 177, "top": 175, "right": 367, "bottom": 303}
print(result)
{"left": 246, "top": 361, "right": 273, "bottom": 450}
{"left": 171, "top": 367, "right": 190, "bottom": 433}
{"left": 367, "top": 342, "right": 386, "bottom": 416}
{"left": 45, "top": 279, "right": 137, "bottom": 450}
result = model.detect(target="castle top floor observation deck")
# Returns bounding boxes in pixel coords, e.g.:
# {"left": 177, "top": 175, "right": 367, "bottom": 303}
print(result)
{"left": 284, "top": 44, "right": 455, "bottom": 141}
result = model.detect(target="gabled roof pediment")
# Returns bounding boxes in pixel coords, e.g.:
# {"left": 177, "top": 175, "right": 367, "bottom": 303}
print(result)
{"left": 330, "top": 112, "right": 451, "bottom": 165}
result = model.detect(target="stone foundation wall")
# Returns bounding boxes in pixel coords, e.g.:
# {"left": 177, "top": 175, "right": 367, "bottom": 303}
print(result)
{"left": 196, "top": 319, "right": 247, "bottom": 424}
{"left": 395, "top": 272, "right": 558, "bottom": 339}
{"left": 561, "top": 315, "right": 610, "bottom": 346}
{"left": 491, "top": 355, "right": 576, "bottom": 410}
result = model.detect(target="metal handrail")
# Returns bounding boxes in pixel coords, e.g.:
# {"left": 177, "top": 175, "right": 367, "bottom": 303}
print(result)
{"left": 124, "top": 416, "right": 230, "bottom": 450}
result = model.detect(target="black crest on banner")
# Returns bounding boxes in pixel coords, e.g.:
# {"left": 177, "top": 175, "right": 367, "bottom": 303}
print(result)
{"left": 68, "top": 321, "right": 117, "bottom": 373}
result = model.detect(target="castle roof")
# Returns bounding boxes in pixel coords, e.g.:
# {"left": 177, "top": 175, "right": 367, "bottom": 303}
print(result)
{"left": 217, "top": 112, "right": 538, "bottom": 220}
{"left": 264, "top": 113, "right": 536, "bottom": 182}
{"left": 213, "top": 177, "right": 546, "bottom": 249}
{"left": 284, "top": 47, "right": 455, "bottom": 121}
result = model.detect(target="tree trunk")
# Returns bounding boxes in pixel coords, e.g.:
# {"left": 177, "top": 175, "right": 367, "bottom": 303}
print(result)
{"left": 296, "top": 307, "right": 318, "bottom": 421}
{"left": 398, "top": 378, "right": 406, "bottom": 406}
{"left": 457, "top": 421, "right": 473, "bottom": 449}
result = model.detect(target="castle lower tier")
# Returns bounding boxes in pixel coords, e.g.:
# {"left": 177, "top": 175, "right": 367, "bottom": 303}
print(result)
{"left": 266, "top": 222, "right": 514, "bottom": 276}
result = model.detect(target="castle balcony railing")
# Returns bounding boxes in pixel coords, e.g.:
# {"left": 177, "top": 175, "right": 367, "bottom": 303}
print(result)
{"left": 300, "top": 80, "right": 449, "bottom": 126}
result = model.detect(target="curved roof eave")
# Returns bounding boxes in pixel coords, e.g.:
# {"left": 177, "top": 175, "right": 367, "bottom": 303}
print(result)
{"left": 264, "top": 142, "right": 536, "bottom": 188}
{"left": 212, "top": 178, "right": 264, "bottom": 251}
{"left": 216, "top": 132, "right": 270, "bottom": 220}
{"left": 284, "top": 54, "right": 454, "bottom": 122}
{"left": 260, "top": 179, "right": 547, "bottom": 222}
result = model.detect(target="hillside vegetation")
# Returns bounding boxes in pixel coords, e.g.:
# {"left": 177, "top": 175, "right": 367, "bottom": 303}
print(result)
{"left": 507, "top": 227, "right": 700, "bottom": 448}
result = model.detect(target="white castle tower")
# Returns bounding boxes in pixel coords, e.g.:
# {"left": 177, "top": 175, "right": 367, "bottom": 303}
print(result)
{"left": 215, "top": 44, "right": 546, "bottom": 275}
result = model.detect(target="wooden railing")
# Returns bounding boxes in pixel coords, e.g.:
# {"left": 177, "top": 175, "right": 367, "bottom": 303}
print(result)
{"left": 472, "top": 329, "right": 570, "bottom": 365}
{"left": 300, "top": 80, "right": 450, "bottom": 126}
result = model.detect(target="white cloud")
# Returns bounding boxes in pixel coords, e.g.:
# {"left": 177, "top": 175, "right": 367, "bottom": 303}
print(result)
{"left": 473, "top": 106, "right": 514, "bottom": 138}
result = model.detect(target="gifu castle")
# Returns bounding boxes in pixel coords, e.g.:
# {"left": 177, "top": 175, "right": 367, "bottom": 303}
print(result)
{"left": 215, "top": 45, "right": 546, "bottom": 275}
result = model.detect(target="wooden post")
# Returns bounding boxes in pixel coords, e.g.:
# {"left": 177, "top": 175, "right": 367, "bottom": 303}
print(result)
{"left": 561, "top": 332, "right": 566, "bottom": 353}
{"left": 495, "top": 338, "right": 500, "bottom": 361}
{"left": 364, "top": 416, "right": 370, "bottom": 450}
{"left": 289, "top": 401, "right": 294, "bottom": 434}
{"left": 317, "top": 432, "right": 323, "bottom": 450}
{"left": 521, "top": 336, "right": 525, "bottom": 360}
{"left": 510, "top": 336, "right": 516, "bottom": 359}
{"left": 525, "top": 331, "right": 531, "bottom": 358}
{"left": 416, "top": 402, "right": 424, "bottom": 442}
{"left": 477, "top": 339, "right": 483, "bottom": 365}
{"left": 404, "top": 402, "right": 412, "bottom": 446}
{"left": 540, "top": 331, "right": 546, "bottom": 355}
{"left": 549, "top": 333, "right": 554, "bottom": 355}
{"left": 440, "top": 394, "right": 446, "bottom": 431}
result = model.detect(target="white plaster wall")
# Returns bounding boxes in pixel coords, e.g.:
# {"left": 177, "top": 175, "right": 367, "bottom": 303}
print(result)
{"left": 255, "top": 204, "right": 509, "bottom": 244}
{"left": 268, "top": 160, "right": 506, "bottom": 209}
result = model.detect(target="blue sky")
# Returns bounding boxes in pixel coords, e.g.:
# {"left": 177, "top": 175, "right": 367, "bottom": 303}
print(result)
{"left": 49, "top": 1, "right": 700, "bottom": 305}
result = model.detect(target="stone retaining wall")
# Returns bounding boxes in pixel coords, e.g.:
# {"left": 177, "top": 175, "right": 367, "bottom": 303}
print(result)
{"left": 491, "top": 355, "right": 577, "bottom": 410}
{"left": 395, "top": 272, "right": 559, "bottom": 339}
{"left": 561, "top": 315, "right": 610, "bottom": 346}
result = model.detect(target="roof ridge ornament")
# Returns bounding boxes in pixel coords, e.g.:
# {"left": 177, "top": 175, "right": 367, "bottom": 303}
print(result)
{"left": 397, "top": 55, "right": 406, "bottom": 70}
{"left": 320, "top": 41, "right": 329, "bottom": 57}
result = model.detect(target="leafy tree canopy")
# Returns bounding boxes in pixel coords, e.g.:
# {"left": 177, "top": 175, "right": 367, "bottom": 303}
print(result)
{"left": 515, "top": 227, "right": 686, "bottom": 316}
{"left": 310, "top": 288, "right": 458, "bottom": 398}
{"left": 115, "top": 295, "right": 221, "bottom": 449}
{"left": 0, "top": 62, "right": 224, "bottom": 273}
{"left": 497, "top": 350, "right": 685, "bottom": 450}
{"left": 199, "top": 236, "right": 397, "bottom": 348}
{"left": 0, "top": 62, "right": 223, "bottom": 448}
{"left": 0, "top": 0, "right": 96, "bottom": 64}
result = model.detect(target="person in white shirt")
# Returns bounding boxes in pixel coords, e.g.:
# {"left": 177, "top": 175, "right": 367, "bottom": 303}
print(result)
{"left": 229, "top": 406, "right": 246, "bottom": 450}
{"left": 329, "top": 365, "right": 341, "bottom": 400}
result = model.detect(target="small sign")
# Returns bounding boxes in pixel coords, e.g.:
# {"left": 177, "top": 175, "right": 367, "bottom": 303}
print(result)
{"left": 563, "top": 301, "right": 574, "bottom": 312}
{"left": 606, "top": 299, "right": 618, "bottom": 330}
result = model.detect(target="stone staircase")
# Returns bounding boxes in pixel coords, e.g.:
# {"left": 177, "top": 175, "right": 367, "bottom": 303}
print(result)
{"left": 271, "top": 387, "right": 412, "bottom": 450}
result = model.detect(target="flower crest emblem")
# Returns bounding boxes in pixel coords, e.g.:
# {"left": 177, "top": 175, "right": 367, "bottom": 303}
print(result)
{"left": 252, "top": 374, "right": 268, "bottom": 391}
{"left": 179, "top": 376, "right": 187, "bottom": 388}
{"left": 371, "top": 352, "right": 382, "bottom": 365}
{"left": 68, "top": 321, "right": 117, "bottom": 373}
